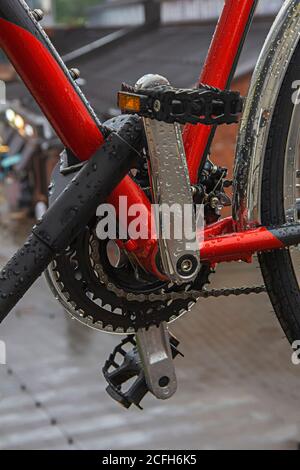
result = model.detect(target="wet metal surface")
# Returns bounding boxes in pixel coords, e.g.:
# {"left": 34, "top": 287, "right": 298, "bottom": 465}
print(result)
{"left": 0, "top": 219, "right": 300, "bottom": 450}
{"left": 6, "top": 21, "right": 272, "bottom": 119}
{"left": 233, "top": 0, "right": 300, "bottom": 229}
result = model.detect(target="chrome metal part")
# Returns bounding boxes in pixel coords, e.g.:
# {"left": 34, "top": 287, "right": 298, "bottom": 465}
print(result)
{"left": 284, "top": 76, "right": 300, "bottom": 285}
{"left": 69, "top": 68, "right": 81, "bottom": 80}
{"left": 32, "top": 9, "right": 44, "bottom": 21}
{"left": 106, "top": 240, "right": 127, "bottom": 268}
{"left": 136, "top": 74, "right": 200, "bottom": 283}
{"left": 233, "top": 0, "right": 300, "bottom": 229}
{"left": 136, "top": 322, "right": 177, "bottom": 400}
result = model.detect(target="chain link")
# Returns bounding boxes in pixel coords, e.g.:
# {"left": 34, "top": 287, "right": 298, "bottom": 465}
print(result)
{"left": 90, "top": 238, "right": 266, "bottom": 303}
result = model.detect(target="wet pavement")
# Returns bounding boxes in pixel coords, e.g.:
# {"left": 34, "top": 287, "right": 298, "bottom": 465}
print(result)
{"left": 0, "top": 219, "right": 300, "bottom": 450}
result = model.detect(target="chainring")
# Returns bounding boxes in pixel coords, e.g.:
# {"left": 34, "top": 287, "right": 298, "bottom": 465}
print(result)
{"left": 45, "top": 223, "right": 211, "bottom": 333}
{"left": 45, "top": 114, "right": 212, "bottom": 333}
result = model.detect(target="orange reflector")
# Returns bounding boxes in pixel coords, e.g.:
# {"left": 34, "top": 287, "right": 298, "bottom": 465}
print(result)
{"left": 0, "top": 145, "right": 9, "bottom": 154}
{"left": 118, "top": 92, "right": 141, "bottom": 113}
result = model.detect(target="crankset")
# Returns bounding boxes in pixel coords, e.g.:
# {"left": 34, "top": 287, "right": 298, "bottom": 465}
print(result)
{"left": 45, "top": 113, "right": 212, "bottom": 334}
{"left": 45, "top": 74, "right": 244, "bottom": 334}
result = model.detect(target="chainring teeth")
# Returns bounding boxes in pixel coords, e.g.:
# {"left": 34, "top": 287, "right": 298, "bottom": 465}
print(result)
{"left": 45, "top": 229, "right": 211, "bottom": 334}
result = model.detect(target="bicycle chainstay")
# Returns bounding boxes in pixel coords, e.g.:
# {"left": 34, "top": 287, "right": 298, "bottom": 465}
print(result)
{"left": 118, "top": 83, "right": 243, "bottom": 126}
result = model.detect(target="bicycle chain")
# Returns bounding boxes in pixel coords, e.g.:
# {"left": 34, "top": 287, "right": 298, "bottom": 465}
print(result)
{"left": 90, "top": 237, "right": 266, "bottom": 303}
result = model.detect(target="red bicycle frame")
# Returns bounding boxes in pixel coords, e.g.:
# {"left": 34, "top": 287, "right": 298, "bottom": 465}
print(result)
{"left": 0, "top": 0, "right": 288, "bottom": 275}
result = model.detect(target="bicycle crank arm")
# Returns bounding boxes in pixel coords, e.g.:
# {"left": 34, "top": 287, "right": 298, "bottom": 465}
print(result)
{"left": 136, "top": 322, "right": 177, "bottom": 400}
{"left": 0, "top": 115, "right": 143, "bottom": 324}
{"left": 136, "top": 74, "right": 200, "bottom": 284}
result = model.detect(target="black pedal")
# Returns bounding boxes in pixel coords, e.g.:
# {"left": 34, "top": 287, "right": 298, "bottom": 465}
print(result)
{"left": 102, "top": 335, "right": 183, "bottom": 409}
{"left": 118, "top": 83, "right": 243, "bottom": 126}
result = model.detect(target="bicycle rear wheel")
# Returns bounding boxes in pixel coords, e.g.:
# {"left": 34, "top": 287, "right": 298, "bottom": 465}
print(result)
{"left": 259, "top": 41, "right": 300, "bottom": 343}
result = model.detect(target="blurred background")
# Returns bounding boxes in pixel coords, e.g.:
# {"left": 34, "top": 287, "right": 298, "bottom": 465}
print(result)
{"left": 1, "top": 0, "right": 300, "bottom": 451}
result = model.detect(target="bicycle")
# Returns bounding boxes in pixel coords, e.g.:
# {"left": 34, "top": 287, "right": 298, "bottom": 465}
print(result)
{"left": 0, "top": 0, "right": 300, "bottom": 408}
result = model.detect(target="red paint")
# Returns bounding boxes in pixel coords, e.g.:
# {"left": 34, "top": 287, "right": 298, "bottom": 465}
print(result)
{"left": 200, "top": 226, "right": 284, "bottom": 263}
{"left": 183, "top": 0, "right": 257, "bottom": 183}
{"left": 0, "top": 18, "right": 104, "bottom": 160}
{"left": 107, "top": 177, "right": 158, "bottom": 266}
{"left": 204, "top": 217, "right": 235, "bottom": 239}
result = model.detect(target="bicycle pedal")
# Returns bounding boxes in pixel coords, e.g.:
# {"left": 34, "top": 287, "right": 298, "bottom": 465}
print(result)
{"left": 118, "top": 80, "right": 243, "bottom": 126}
{"left": 102, "top": 334, "right": 183, "bottom": 409}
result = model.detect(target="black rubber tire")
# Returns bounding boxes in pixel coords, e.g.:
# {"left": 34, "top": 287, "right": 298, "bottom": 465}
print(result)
{"left": 259, "top": 41, "right": 300, "bottom": 343}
